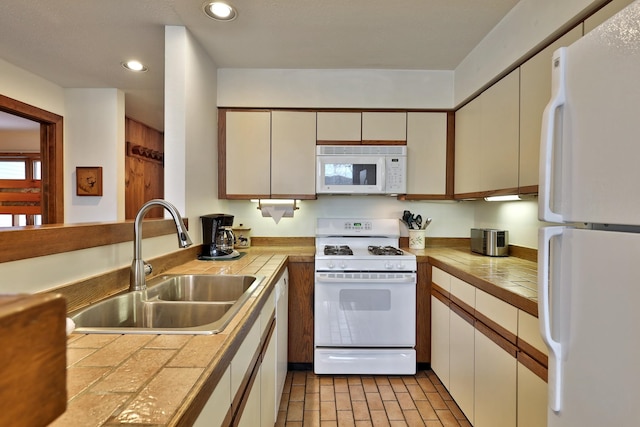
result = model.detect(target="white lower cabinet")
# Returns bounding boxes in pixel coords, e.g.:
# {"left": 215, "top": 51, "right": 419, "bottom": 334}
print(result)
{"left": 430, "top": 295, "right": 450, "bottom": 388}
{"left": 517, "top": 360, "right": 548, "bottom": 427}
{"left": 474, "top": 328, "right": 517, "bottom": 427}
{"left": 193, "top": 367, "right": 231, "bottom": 427}
{"left": 449, "top": 307, "right": 475, "bottom": 424}
{"left": 430, "top": 266, "right": 547, "bottom": 427}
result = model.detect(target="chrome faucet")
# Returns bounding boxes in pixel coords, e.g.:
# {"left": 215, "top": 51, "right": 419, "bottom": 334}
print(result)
{"left": 130, "top": 199, "right": 193, "bottom": 291}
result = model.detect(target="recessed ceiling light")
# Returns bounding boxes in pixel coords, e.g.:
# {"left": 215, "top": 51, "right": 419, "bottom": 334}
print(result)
{"left": 121, "top": 60, "right": 148, "bottom": 72}
{"left": 203, "top": 1, "right": 237, "bottom": 21}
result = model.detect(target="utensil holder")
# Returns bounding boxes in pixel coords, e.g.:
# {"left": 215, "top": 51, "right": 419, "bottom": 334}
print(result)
{"left": 409, "top": 229, "right": 426, "bottom": 249}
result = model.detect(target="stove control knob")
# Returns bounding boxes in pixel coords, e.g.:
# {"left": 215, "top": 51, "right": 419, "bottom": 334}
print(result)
{"left": 327, "top": 261, "right": 335, "bottom": 269}
{"left": 340, "top": 261, "right": 347, "bottom": 269}
{"left": 396, "top": 262, "right": 405, "bottom": 270}
{"left": 385, "top": 262, "right": 394, "bottom": 270}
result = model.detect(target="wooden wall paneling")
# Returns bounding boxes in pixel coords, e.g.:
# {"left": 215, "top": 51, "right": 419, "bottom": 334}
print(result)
{"left": 125, "top": 117, "right": 164, "bottom": 219}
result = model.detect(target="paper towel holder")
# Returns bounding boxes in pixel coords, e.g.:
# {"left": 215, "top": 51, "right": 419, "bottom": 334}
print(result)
{"left": 255, "top": 199, "right": 299, "bottom": 212}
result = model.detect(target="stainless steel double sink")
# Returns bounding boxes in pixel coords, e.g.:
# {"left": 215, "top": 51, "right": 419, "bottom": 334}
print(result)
{"left": 70, "top": 274, "right": 264, "bottom": 335}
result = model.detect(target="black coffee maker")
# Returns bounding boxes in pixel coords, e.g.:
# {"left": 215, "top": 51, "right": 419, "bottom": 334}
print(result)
{"left": 199, "top": 213, "right": 238, "bottom": 259}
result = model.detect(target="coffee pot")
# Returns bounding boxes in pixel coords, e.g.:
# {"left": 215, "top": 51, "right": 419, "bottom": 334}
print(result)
{"left": 199, "top": 213, "right": 238, "bottom": 259}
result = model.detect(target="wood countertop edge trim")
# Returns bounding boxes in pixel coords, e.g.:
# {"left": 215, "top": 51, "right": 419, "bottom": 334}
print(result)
{"left": 428, "top": 256, "right": 538, "bottom": 317}
{"left": 171, "top": 259, "right": 288, "bottom": 427}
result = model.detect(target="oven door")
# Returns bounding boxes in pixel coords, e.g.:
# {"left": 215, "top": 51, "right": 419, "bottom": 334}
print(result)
{"left": 314, "top": 272, "right": 416, "bottom": 347}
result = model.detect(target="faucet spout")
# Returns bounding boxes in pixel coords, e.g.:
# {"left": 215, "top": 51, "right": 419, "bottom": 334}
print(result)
{"left": 130, "top": 199, "right": 193, "bottom": 291}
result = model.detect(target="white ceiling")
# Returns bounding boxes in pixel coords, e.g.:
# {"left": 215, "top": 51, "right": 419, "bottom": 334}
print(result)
{"left": 0, "top": 0, "right": 519, "bottom": 130}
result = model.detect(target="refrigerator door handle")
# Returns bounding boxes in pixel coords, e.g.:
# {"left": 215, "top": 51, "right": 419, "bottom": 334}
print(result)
{"left": 539, "top": 48, "right": 567, "bottom": 224}
{"left": 539, "top": 226, "right": 564, "bottom": 412}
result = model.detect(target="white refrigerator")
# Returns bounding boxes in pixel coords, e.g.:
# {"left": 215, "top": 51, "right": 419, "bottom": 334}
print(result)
{"left": 538, "top": 1, "right": 640, "bottom": 426}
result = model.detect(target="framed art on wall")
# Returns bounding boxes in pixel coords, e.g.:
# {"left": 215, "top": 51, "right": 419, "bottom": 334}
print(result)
{"left": 76, "top": 166, "right": 103, "bottom": 196}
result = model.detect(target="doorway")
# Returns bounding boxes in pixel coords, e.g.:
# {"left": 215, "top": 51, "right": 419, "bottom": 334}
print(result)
{"left": 0, "top": 94, "right": 64, "bottom": 224}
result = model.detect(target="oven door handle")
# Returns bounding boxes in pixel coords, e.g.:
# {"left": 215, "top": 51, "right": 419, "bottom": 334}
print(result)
{"left": 315, "top": 275, "right": 416, "bottom": 284}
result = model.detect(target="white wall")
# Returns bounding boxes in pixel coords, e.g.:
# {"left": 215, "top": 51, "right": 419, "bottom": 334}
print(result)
{"left": 64, "top": 88, "right": 126, "bottom": 223}
{"left": 218, "top": 69, "right": 454, "bottom": 108}
{"left": 473, "top": 200, "right": 541, "bottom": 249}
{"left": 455, "top": 0, "right": 605, "bottom": 103}
{"left": 0, "top": 58, "right": 65, "bottom": 115}
{"left": 165, "top": 26, "right": 220, "bottom": 246}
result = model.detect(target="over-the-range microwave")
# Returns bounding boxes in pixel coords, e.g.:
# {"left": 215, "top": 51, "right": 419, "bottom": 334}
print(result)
{"left": 316, "top": 145, "right": 407, "bottom": 195}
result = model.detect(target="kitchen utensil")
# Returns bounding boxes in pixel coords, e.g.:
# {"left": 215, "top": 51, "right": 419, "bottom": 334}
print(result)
{"left": 422, "top": 217, "right": 432, "bottom": 230}
{"left": 414, "top": 215, "right": 422, "bottom": 229}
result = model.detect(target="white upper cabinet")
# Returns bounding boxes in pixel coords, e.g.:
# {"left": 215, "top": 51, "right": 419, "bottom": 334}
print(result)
{"left": 362, "top": 112, "right": 407, "bottom": 143}
{"left": 316, "top": 112, "right": 361, "bottom": 142}
{"left": 222, "top": 110, "right": 317, "bottom": 199}
{"left": 454, "top": 95, "right": 482, "bottom": 194}
{"left": 405, "top": 112, "right": 448, "bottom": 196}
{"left": 519, "top": 26, "right": 582, "bottom": 190}
{"left": 225, "top": 111, "right": 271, "bottom": 197}
{"left": 271, "top": 111, "right": 317, "bottom": 197}
{"left": 455, "top": 69, "right": 519, "bottom": 196}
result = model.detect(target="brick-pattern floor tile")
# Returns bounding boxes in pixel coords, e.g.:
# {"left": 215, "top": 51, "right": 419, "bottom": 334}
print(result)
{"left": 281, "top": 370, "right": 468, "bottom": 426}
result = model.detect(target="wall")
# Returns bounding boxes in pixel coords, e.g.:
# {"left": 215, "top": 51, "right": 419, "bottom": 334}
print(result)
{"left": 165, "top": 26, "right": 219, "bottom": 247}
{"left": 454, "top": 0, "right": 606, "bottom": 103}
{"left": 473, "top": 200, "right": 540, "bottom": 249}
{"left": 0, "top": 58, "right": 65, "bottom": 116}
{"left": 0, "top": 130, "right": 39, "bottom": 151}
{"left": 220, "top": 198, "right": 475, "bottom": 239}
{"left": 218, "top": 69, "right": 454, "bottom": 108}
{"left": 64, "top": 88, "right": 126, "bottom": 223}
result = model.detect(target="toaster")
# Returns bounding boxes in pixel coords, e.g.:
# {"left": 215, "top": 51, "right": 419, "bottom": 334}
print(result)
{"left": 470, "top": 228, "right": 509, "bottom": 257}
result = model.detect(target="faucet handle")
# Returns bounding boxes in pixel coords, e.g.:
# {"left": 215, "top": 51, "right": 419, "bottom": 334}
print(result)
{"left": 143, "top": 262, "right": 153, "bottom": 276}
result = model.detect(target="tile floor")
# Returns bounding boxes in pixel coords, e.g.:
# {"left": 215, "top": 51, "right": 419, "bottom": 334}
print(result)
{"left": 276, "top": 370, "right": 471, "bottom": 427}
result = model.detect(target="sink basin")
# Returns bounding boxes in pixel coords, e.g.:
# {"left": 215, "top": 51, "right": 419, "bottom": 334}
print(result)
{"left": 70, "top": 274, "right": 264, "bottom": 335}
{"left": 147, "top": 274, "right": 258, "bottom": 302}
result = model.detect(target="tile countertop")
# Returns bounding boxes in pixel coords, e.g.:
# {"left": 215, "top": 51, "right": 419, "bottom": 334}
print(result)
{"left": 54, "top": 244, "right": 536, "bottom": 427}
{"left": 409, "top": 246, "right": 539, "bottom": 316}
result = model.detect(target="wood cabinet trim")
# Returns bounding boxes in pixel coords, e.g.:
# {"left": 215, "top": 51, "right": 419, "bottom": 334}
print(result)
{"left": 450, "top": 301, "right": 474, "bottom": 326}
{"left": 475, "top": 320, "right": 518, "bottom": 358}
{"left": 517, "top": 337, "right": 549, "bottom": 368}
{"left": 475, "top": 310, "right": 517, "bottom": 345}
{"left": 518, "top": 350, "right": 548, "bottom": 382}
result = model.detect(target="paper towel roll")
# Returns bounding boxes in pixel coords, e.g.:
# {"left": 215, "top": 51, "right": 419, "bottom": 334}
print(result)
{"left": 260, "top": 203, "right": 295, "bottom": 224}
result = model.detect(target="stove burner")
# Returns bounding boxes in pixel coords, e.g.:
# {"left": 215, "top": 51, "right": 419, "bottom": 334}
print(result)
{"left": 324, "top": 245, "right": 353, "bottom": 256}
{"left": 368, "top": 245, "right": 405, "bottom": 256}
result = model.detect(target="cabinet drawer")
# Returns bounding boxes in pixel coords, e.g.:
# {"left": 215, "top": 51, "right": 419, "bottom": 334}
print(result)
{"left": 475, "top": 289, "right": 518, "bottom": 337}
{"left": 431, "top": 267, "right": 451, "bottom": 293}
{"left": 518, "top": 310, "right": 548, "bottom": 357}
{"left": 450, "top": 276, "right": 475, "bottom": 309}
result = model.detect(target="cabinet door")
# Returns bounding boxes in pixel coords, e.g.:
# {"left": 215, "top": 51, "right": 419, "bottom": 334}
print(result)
{"left": 454, "top": 96, "right": 482, "bottom": 194}
{"left": 271, "top": 111, "right": 316, "bottom": 197}
{"left": 480, "top": 68, "right": 520, "bottom": 192}
{"left": 260, "top": 329, "right": 277, "bottom": 427}
{"left": 288, "top": 261, "right": 314, "bottom": 364}
{"left": 193, "top": 367, "right": 231, "bottom": 427}
{"left": 225, "top": 111, "right": 271, "bottom": 197}
{"left": 316, "top": 112, "right": 361, "bottom": 143}
{"left": 449, "top": 307, "right": 475, "bottom": 423}
{"left": 362, "top": 112, "right": 406, "bottom": 143}
{"left": 474, "top": 327, "right": 517, "bottom": 427}
{"left": 517, "top": 359, "right": 548, "bottom": 427}
{"left": 237, "top": 368, "right": 261, "bottom": 427}
{"left": 519, "top": 27, "right": 582, "bottom": 190}
{"left": 275, "top": 270, "right": 289, "bottom": 409}
{"left": 406, "top": 112, "right": 448, "bottom": 196}
{"left": 430, "top": 295, "right": 450, "bottom": 388}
